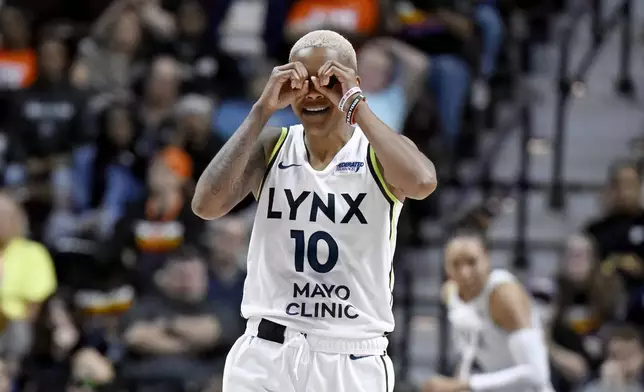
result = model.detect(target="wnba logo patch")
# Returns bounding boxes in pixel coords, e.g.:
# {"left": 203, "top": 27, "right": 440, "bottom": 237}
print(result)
{"left": 335, "top": 161, "right": 364, "bottom": 174}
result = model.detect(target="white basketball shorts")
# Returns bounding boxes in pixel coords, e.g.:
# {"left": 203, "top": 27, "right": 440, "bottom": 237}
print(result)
{"left": 222, "top": 318, "right": 395, "bottom": 392}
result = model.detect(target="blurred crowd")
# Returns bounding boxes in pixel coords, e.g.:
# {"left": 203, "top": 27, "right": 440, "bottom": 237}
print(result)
{"left": 0, "top": 0, "right": 639, "bottom": 391}
{"left": 527, "top": 160, "right": 644, "bottom": 392}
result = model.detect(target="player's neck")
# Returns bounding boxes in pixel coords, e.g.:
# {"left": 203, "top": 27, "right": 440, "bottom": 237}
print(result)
{"left": 458, "top": 288, "right": 481, "bottom": 302}
{"left": 304, "top": 125, "right": 354, "bottom": 163}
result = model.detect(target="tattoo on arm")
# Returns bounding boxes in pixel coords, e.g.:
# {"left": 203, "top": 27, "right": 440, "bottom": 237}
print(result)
{"left": 204, "top": 137, "right": 265, "bottom": 202}
{"left": 193, "top": 106, "right": 279, "bottom": 218}
{"left": 205, "top": 131, "right": 262, "bottom": 200}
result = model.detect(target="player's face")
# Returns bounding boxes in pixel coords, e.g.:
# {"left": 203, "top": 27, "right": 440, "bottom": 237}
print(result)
{"left": 290, "top": 47, "right": 348, "bottom": 136}
{"left": 445, "top": 237, "right": 490, "bottom": 300}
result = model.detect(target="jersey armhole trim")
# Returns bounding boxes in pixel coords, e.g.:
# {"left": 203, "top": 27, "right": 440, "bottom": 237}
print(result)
{"left": 256, "top": 127, "right": 289, "bottom": 200}
{"left": 366, "top": 144, "right": 399, "bottom": 304}
{"left": 366, "top": 144, "right": 402, "bottom": 205}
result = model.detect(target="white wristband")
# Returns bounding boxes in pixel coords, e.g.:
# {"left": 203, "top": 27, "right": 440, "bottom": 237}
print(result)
{"left": 338, "top": 87, "right": 362, "bottom": 112}
{"left": 469, "top": 365, "right": 534, "bottom": 391}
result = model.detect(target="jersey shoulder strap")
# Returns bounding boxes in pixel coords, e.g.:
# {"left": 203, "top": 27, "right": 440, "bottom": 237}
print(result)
{"left": 256, "top": 126, "right": 289, "bottom": 199}
{"left": 448, "top": 270, "right": 517, "bottom": 309}
{"left": 482, "top": 269, "right": 518, "bottom": 300}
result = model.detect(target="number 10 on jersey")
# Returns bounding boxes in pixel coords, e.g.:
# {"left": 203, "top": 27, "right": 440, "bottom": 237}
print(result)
{"left": 290, "top": 230, "right": 339, "bottom": 273}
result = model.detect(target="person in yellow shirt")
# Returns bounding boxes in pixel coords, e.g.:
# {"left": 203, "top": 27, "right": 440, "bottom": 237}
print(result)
{"left": 0, "top": 193, "right": 57, "bottom": 370}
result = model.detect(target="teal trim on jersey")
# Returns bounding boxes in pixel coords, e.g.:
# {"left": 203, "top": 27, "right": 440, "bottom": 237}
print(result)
{"left": 366, "top": 144, "right": 399, "bottom": 310}
{"left": 256, "top": 127, "right": 289, "bottom": 200}
{"left": 367, "top": 145, "right": 403, "bottom": 205}
{"left": 366, "top": 145, "right": 395, "bottom": 239}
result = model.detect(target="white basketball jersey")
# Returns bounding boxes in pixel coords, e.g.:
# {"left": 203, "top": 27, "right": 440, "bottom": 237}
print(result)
{"left": 446, "top": 270, "right": 545, "bottom": 378}
{"left": 241, "top": 125, "right": 403, "bottom": 338}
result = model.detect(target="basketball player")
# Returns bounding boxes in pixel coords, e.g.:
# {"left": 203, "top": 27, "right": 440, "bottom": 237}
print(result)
{"left": 423, "top": 231, "right": 553, "bottom": 392}
{"left": 192, "top": 30, "right": 437, "bottom": 392}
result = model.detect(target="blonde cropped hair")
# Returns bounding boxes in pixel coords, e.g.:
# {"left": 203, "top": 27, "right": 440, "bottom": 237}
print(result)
{"left": 289, "top": 30, "right": 358, "bottom": 70}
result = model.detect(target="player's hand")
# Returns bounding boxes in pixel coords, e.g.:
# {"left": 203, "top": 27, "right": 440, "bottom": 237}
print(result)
{"left": 311, "top": 60, "right": 359, "bottom": 111}
{"left": 257, "top": 62, "right": 309, "bottom": 116}
{"left": 422, "top": 376, "right": 468, "bottom": 392}
{"left": 441, "top": 280, "right": 457, "bottom": 305}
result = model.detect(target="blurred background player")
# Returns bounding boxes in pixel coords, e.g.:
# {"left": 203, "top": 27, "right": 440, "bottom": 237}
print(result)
{"left": 423, "top": 231, "right": 552, "bottom": 392}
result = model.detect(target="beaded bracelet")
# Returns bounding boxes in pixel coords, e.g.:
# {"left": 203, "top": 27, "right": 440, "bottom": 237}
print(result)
{"left": 338, "top": 87, "right": 362, "bottom": 112}
{"left": 345, "top": 94, "right": 366, "bottom": 125}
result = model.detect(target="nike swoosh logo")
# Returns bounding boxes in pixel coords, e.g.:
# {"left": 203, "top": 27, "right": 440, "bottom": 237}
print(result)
{"left": 349, "top": 354, "right": 374, "bottom": 360}
{"left": 278, "top": 162, "right": 302, "bottom": 169}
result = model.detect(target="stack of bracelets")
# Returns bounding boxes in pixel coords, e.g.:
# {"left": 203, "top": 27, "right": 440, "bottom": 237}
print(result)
{"left": 338, "top": 87, "right": 367, "bottom": 126}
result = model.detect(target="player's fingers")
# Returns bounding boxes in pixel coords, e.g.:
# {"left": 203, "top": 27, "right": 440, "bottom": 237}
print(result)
{"left": 330, "top": 60, "right": 351, "bottom": 73}
{"left": 310, "top": 76, "right": 330, "bottom": 95}
{"left": 274, "top": 62, "right": 299, "bottom": 72}
{"left": 272, "top": 69, "right": 299, "bottom": 90}
{"left": 323, "top": 66, "right": 347, "bottom": 84}
{"left": 317, "top": 61, "right": 333, "bottom": 86}
{"left": 310, "top": 75, "right": 322, "bottom": 90}
{"left": 292, "top": 62, "right": 309, "bottom": 86}
{"left": 273, "top": 68, "right": 298, "bottom": 82}
{"left": 275, "top": 62, "right": 307, "bottom": 88}
{"left": 293, "top": 80, "right": 309, "bottom": 99}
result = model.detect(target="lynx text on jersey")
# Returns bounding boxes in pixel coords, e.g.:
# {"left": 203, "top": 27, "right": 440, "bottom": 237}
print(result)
{"left": 265, "top": 188, "right": 368, "bottom": 224}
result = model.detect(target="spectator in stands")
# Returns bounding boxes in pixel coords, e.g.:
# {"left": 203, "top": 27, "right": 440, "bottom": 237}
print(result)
{"left": 21, "top": 295, "right": 79, "bottom": 392}
{"left": 156, "top": 0, "right": 243, "bottom": 98}
{"left": 0, "top": 6, "right": 36, "bottom": 90}
{"left": 72, "top": 0, "right": 178, "bottom": 93}
{"left": 5, "top": 36, "right": 86, "bottom": 240}
{"left": 549, "top": 234, "right": 624, "bottom": 392}
{"left": 0, "top": 194, "right": 57, "bottom": 374}
{"left": 120, "top": 247, "right": 240, "bottom": 392}
{"left": 134, "top": 56, "right": 181, "bottom": 161}
{"left": 89, "top": 57, "right": 182, "bottom": 234}
{"left": 583, "top": 326, "right": 644, "bottom": 392}
{"left": 173, "top": 94, "right": 225, "bottom": 184}
{"left": 210, "top": 0, "right": 292, "bottom": 61}
{"left": 71, "top": 2, "right": 143, "bottom": 96}
{"left": 584, "top": 161, "right": 644, "bottom": 295}
{"left": 71, "top": 266, "right": 134, "bottom": 390}
{"left": 474, "top": 2, "right": 504, "bottom": 80}
{"left": 206, "top": 218, "right": 248, "bottom": 312}
{"left": 87, "top": 102, "right": 147, "bottom": 237}
{"left": 104, "top": 147, "right": 204, "bottom": 292}
{"left": 397, "top": 1, "right": 476, "bottom": 152}
{"left": 357, "top": 37, "right": 430, "bottom": 133}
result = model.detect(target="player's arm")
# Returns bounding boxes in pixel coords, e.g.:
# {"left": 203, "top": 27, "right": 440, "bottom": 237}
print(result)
{"left": 193, "top": 62, "right": 308, "bottom": 220}
{"left": 467, "top": 282, "right": 552, "bottom": 391}
{"left": 192, "top": 117, "right": 281, "bottom": 220}
{"left": 313, "top": 61, "right": 437, "bottom": 201}
{"left": 355, "top": 106, "right": 437, "bottom": 201}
